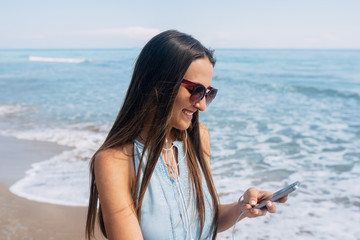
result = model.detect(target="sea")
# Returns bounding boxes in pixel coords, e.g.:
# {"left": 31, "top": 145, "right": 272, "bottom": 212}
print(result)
{"left": 0, "top": 49, "right": 359, "bottom": 240}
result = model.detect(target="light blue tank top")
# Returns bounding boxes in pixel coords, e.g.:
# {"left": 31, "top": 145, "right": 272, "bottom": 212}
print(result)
{"left": 134, "top": 139, "right": 214, "bottom": 240}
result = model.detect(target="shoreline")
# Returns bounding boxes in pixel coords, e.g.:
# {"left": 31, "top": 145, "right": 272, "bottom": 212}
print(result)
{"left": 0, "top": 183, "right": 88, "bottom": 240}
{"left": 0, "top": 134, "right": 104, "bottom": 240}
{"left": 0, "top": 134, "right": 72, "bottom": 186}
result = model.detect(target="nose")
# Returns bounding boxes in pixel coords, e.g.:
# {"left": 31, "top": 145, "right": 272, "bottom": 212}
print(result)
{"left": 193, "top": 97, "right": 206, "bottom": 111}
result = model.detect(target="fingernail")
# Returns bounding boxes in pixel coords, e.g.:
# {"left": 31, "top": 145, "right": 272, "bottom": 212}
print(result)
{"left": 250, "top": 200, "right": 256, "bottom": 205}
{"left": 267, "top": 201, "right": 272, "bottom": 207}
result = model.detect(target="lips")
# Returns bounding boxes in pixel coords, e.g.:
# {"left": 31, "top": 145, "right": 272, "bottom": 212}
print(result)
{"left": 182, "top": 109, "right": 194, "bottom": 120}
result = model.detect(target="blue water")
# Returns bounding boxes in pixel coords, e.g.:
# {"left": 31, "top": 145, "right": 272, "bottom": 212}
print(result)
{"left": 1, "top": 49, "right": 359, "bottom": 239}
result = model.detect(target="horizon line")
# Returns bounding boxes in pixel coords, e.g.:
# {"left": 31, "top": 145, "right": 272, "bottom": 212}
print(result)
{"left": 1, "top": 47, "right": 360, "bottom": 51}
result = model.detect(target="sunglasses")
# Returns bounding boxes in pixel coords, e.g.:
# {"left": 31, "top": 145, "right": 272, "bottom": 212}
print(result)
{"left": 182, "top": 79, "right": 218, "bottom": 106}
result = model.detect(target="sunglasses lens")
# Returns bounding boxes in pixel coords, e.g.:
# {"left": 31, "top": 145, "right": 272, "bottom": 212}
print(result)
{"left": 182, "top": 79, "right": 217, "bottom": 106}
{"left": 190, "top": 86, "right": 205, "bottom": 103}
{"left": 205, "top": 89, "right": 218, "bottom": 105}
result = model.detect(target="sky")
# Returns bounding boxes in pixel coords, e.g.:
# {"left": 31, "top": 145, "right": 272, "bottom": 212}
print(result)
{"left": 1, "top": 0, "right": 359, "bottom": 49}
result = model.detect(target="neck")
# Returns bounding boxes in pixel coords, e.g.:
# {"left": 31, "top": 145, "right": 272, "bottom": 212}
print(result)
{"left": 138, "top": 128, "right": 175, "bottom": 149}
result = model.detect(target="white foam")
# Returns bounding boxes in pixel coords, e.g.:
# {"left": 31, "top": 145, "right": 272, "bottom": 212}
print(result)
{"left": 205, "top": 94, "right": 360, "bottom": 239}
{"left": 3, "top": 124, "right": 108, "bottom": 206}
{"left": 0, "top": 123, "right": 108, "bottom": 149}
{"left": 10, "top": 151, "right": 90, "bottom": 206}
{"left": 0, "top": 103, "right": 32, "bottom": 115}
{"left": 216, "top": 174, "right": 360, "bottom": 240}
{"left": 29, "top": 56, "right": 86, "bottom": 63}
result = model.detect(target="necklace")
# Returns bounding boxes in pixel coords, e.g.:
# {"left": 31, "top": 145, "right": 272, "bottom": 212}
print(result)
{"left": 139, "top": 135, "right": 178, "bottom": 175}
{"left": 162, "top": 142, "right": 174, "bottom": 151}
{"left": 138, "top": 135, "right": 174, "bottom": 151}
{"left": 163, "top": 138, "right": 178, "bottom": 178}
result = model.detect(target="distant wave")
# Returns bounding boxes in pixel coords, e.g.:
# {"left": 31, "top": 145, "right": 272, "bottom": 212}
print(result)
{"left": 29, "top": 56, "right": 86, "bottom": 63}
{"left": 247, "top": 80, "right": 360, "bottom": 101}
{"left": 0, "top": 74, "right": 13, "bottom": 79}
{"left": 291, "top": 85, "right": 360, "bottom": 101}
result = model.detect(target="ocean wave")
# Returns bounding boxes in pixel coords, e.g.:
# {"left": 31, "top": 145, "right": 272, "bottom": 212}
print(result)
{"left": 28, "top": 56, "right": 86, "bottom": 63}
{"left": 10, "top": 151, "right": 90, "bottom": 206}
{"left": 2, "top": 124, "right": 108, "bottom": 206}
{"left": 246, "top": 80, "right": 360, "bottom": 101}
{"left": 0, "top": 124, "right": 107, "bottom": 150}
{"left": 0, "top": 74, "right": 14, "bottom": 79}
{"left": 0, "top": 103, "right": 33, "bottom": 115}
{"left": 291, "top": 85, "right": 360, "bottom": 100}
{"left": 217, "top": 76, "right": 360, "bottom": 101}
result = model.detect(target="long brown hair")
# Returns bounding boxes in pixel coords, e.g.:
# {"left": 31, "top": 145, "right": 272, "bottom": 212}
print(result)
{"left": 86, "top": 30, "right": 219, "bottom": 239}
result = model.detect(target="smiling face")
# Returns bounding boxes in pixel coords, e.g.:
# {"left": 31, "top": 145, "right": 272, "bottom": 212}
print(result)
{"left": 169, "top": 57, "right": 214, "bottom": 131}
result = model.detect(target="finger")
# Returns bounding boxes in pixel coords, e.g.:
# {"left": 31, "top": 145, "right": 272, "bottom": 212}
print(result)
{"left": 249, "top": 207, "right": 267, "bottom": 217}
{"left": 260, "top": 191, "right": 273, "bottom": 200}
{"left": 245, "top": 187, "right": 259, "bottom": 207}
{"left": 244, "top": 203, "right": 252, "bottom": 211}
{"left": 265, "top": 201, "right": 277, "bottom": 213}
{"left": 276, "top": 195, "right": 288, "bottom": 203}
{"left": 249, "top": 208, "right": 259, "bottom": 217}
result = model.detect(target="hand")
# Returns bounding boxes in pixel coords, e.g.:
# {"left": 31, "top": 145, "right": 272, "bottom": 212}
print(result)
{"left": 240, "top": 187, "right": 288, "bottom": 218}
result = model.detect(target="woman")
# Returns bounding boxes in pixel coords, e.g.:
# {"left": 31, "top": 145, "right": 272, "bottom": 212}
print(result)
{"left": 86, "top": 30, "right": 287, "bottom": 240}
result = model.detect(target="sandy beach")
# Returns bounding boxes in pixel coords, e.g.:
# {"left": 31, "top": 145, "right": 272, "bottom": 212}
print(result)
{"left": 0, "top": 135, "right": 103, "bottom": 240}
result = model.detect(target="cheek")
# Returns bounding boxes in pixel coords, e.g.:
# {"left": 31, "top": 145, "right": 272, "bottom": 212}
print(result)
{"left": 171, "top": 91, "right": 189, "bottom": 118}
{"left": 175, "top": 88, "right": 191, "bottom": 106}
{"left": 171, "top": 99, "right": 184, "bottom": 117}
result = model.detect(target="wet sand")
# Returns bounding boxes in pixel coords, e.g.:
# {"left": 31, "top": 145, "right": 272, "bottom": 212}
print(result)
{"left": 0, "top": 135, "right": 104, "bottom": 240}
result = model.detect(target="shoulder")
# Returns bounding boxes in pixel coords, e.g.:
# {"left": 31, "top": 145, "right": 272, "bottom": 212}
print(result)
{"left": 199, "top": 122, "right": 209, "bottom": 138}
{"left": 94, "top": 143, "right": 135, "bottom": 187}
{"left": 199, "top": 122, "right": 208, "bottom": 131}
{"left": 199, "top": 122, "right": 210, "bottom": 145}
{"left": 95, "top": 143, "right": 133, "bottom": 164}
{"left": 198, "top": 122, "right": 211, "bottom": 159}
{"left": 95, "top": 143, "right": 133, "bottom": 169}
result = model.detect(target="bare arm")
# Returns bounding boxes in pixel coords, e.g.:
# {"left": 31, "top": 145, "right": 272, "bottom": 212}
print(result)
{"left": 94, "top": 145, "right": 143, "bottom": 240}
{"left": 217, "top": 188, "right": 287, "bottom": 232}
{"left": 199, "top": 123, "right": 287, "bottom": 232}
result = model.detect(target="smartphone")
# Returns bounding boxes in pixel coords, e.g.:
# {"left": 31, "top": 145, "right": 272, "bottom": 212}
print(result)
{"left": 253, "top": 181, "right": 301, "bottom": 209}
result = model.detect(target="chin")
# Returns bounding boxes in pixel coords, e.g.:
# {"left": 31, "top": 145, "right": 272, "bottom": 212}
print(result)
{"left": 173, "top": 121, "right": 191, "bottom": 131}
